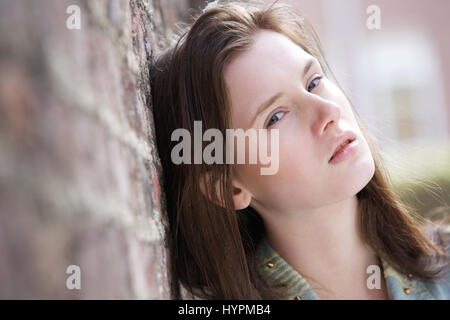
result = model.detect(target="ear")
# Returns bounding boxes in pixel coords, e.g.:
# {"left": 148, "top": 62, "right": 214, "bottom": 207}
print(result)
{"left": 199, "top": 172, "right": 252, "bottom": 210}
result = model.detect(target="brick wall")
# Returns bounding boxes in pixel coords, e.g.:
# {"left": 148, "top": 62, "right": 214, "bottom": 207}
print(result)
{"left": 0, "top": 0, "right": 197, "bottom": 299}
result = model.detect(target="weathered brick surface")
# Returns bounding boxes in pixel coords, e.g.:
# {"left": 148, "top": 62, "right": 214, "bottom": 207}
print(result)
{"left": 0, "top": 0, "right": 190, "bottom": 299}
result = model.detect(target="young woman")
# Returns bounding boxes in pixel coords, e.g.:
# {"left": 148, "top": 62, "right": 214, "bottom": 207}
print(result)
{"left": 150, "top": 0, "right": 449, "bottom": 299}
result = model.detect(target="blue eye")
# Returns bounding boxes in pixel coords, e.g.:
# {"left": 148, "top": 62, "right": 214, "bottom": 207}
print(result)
{"left": 267, "top": 111, "right": 285, "bottom": 127}
{"left": 307, "top": 76, "right": 322, "bottom": 92}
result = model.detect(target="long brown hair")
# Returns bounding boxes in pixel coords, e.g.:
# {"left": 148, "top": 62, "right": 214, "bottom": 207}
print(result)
{"left": 149, "top": 0, "right": 449, "bottom": 299}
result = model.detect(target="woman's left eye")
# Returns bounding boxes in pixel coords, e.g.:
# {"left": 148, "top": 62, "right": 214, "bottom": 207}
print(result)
{"left": 266, "top": 111, "right": 286, "bottom": 127}
{"left": 307, "top": 75, "right": 322, "bottom": 92}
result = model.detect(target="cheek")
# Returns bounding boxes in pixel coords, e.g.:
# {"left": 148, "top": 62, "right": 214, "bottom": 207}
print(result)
{"left": 276, "top": 145, "right": 318, "bottom": 192}
{"left": 234, "top": 138, "right": 317, "bottom": 196}
{"left": 277, "top": 127, "right": 319, "bottom": 174}
{"left": 261, "top": 122, "right": 318, "bottom": 185}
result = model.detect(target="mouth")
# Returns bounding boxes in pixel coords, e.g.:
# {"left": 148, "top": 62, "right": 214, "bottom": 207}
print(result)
{"left": 329, "top": 138, "right": 356, "bottom": 162}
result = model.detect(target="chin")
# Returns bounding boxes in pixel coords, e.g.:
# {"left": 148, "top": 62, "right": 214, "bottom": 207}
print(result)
{"left": 355, "top": 155, "right": 376, "bottom": 193}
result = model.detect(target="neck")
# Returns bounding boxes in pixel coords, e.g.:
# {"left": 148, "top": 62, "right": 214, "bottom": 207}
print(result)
{"left": 258, "top": 196, "right": 385, "bottom": 299}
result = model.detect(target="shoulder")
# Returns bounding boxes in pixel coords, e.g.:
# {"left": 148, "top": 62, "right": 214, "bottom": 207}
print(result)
{"left": 377, "top": 223, "right": 450, "bottom": 300}
{"left": 382, "top": 256, "right": 450, "bottom": 300}
{"left": 419, "top": 238, "right": 450, "bottom": 300}
{"left": 417, "top": 267, "right": 450, "bottom": 300}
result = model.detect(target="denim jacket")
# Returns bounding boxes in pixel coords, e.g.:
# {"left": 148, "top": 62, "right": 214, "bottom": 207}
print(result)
{"left": 256, "top": 235, "right": 450, "bottom": 300}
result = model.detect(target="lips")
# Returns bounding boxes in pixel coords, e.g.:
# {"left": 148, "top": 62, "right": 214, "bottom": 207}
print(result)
{"left": 329, "top": 132, "right": 357, "bottom": 162}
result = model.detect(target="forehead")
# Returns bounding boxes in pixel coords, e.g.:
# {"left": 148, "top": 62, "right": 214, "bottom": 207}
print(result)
{"left": 224, "top": 30, "right": 313, "bottom": 128}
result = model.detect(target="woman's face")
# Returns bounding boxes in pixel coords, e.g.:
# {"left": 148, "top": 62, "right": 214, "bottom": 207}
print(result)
{"left": 223, "top": 30, "right": 375, "bottom": 215}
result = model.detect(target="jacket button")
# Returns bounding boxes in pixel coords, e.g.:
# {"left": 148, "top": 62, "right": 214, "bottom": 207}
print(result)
{"left": 404, "top": 288, "right": 410, "bottom": 295}
{"left": 267, "top": 262, "right": 275, "bottom": 268}
{"left": 295, "top": 295, "right": 302, "bottom": 300}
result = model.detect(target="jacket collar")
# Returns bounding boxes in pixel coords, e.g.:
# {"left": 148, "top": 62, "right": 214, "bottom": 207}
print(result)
{"left": 255, "top": 235, "right": 436, "bottom": 300}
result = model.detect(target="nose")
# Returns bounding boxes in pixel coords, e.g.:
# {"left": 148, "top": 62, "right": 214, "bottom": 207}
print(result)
{"left": 310, "top": 96, "right": 341, "bottom": 136}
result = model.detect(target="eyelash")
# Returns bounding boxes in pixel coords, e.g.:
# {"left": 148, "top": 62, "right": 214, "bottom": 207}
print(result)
{"left": 265, "top": 75, "right": 323, "bottom": 128}
{"left": 307, "top": 75, "right": 322, "bottom": 92}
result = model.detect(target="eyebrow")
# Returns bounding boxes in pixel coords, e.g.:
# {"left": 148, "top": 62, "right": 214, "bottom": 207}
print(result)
{"left": 250, "top": 58, "right": 315, "bottom": 125}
